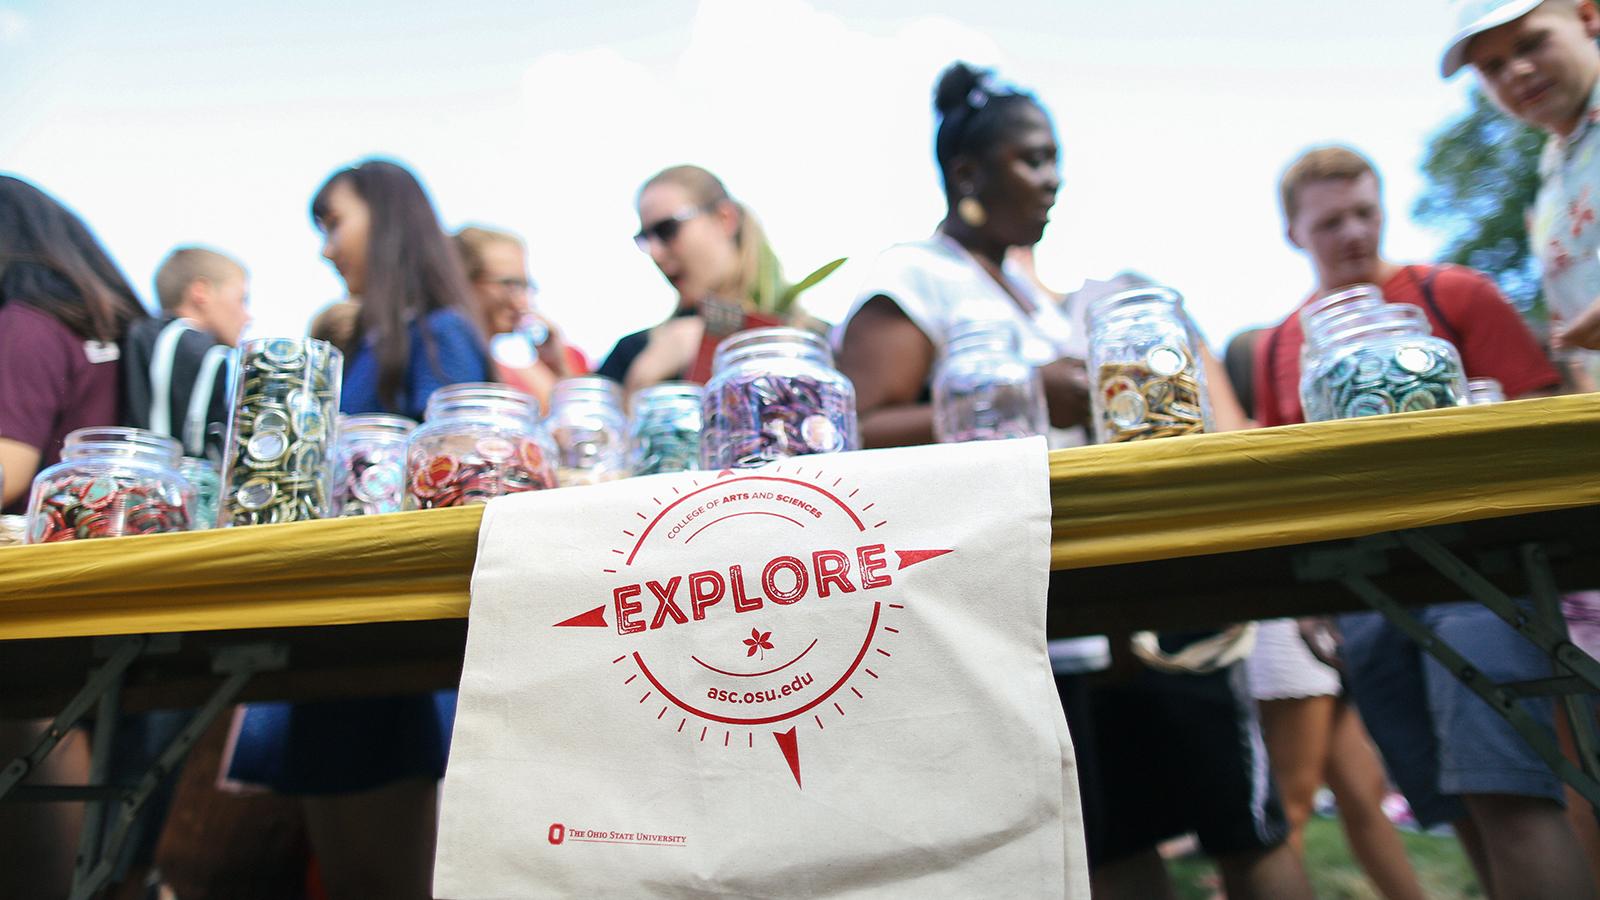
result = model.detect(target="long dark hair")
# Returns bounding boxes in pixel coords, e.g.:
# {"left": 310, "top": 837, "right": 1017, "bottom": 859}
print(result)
{"left": 0, "top": 175, "right": 147, "bottom": 343}
{"left": 311, "top": 159, "right": 483, "bottom": 411}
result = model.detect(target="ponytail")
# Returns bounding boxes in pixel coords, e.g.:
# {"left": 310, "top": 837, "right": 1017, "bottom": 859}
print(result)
{"left": 732, "top": 201, "right": 787, "bottom": 315}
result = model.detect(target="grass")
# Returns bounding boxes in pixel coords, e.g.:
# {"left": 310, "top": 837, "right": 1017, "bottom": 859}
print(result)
{"left": 1167, "top": 816, "right": 1484, "bottom": 899}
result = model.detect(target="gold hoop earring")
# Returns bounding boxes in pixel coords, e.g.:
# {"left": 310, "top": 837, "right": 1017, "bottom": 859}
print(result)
{"left": 957, "top": 195, "right": 987, "bottom": 229}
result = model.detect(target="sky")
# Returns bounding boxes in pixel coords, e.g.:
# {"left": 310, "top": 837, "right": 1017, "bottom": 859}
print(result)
{"left": 0, "top": 0, "right": 1481, "bottom": 360}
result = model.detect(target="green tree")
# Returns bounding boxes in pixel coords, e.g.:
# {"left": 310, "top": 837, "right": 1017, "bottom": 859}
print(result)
{"left": 1413, "top": 89, "right": 1548, "bottom": 317}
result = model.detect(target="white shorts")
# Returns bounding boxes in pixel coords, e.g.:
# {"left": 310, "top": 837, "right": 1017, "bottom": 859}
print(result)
{"left": 1245, "top": 618, "right": 1341, "bottom": 701}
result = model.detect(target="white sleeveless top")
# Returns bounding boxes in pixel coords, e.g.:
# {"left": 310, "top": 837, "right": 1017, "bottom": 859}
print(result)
{"left": 839, "top": 234, "right": 1082, "bottom": 362}
{"left": 837, "top": 234, "right": 1111, "bottom": 674}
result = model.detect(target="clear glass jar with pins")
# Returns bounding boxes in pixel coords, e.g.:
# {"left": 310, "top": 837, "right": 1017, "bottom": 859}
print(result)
{"left": 1468, "top": 377, "right": 1506, "bottom": 405}
{"left": 179, "top": 456, "right": 220, "bottom": 530}
{"left": 932, "top": 319, "right": 1048, "bottom": 443}
{"left": 1296, "top": 285, "right": 1386, "bottom": 422}
{"left": 629, "top": 382, "right": 704, "bottom": 475}
{"left": 1087, "top": 287, "right": 1212, "bottom": 443}
{"left": 333, "top": 413, "right": 416, "bottom": 516}
{"left": 27, "top": 427, "right": 196, "bottom": 542}
{"left": 1303, "top": 304, "right": 1469, "bottom": 421}
{"left": 219, "top": 337, "right": 342, "bottom": 527}
{"left": 701, "top": 327, "right": 859, "bottom": 469}
{"left": 548, "top": 376, "right": 631, "bottom": 486}
{"left": 405, "top": 383, "right": 557, "bottom": 509}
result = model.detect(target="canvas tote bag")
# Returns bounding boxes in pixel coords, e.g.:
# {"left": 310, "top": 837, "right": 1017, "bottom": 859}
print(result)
{"left": 435, "top": 438, "right": 1087, "bottom": 897}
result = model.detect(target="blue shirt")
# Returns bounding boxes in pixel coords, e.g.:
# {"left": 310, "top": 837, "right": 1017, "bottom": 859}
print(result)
{"left": 340, "top": 308, "right": 488, "bottom": 418}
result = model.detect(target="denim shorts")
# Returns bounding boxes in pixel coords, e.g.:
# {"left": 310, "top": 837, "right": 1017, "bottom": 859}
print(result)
{"left": 1338, "top": 601, "right": 1564, "bottom": 827}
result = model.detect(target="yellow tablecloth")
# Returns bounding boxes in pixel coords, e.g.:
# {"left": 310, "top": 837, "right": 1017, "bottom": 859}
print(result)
{"left": 2, "top": 395, "right": 1596, "bottom": 641}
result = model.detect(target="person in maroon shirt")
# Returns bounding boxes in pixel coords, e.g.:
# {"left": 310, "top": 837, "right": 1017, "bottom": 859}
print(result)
{"left": 1258, "top": 146, "right": 1594, "bottom": 900}
{"left": 0, "top": 176, "right": 148, "bottom": 514}
{"left": 1253, "top": 146, "right": 1559, "bottom": 428}
{"left": 0, "top": 175, "right": 151, "bottom": 897}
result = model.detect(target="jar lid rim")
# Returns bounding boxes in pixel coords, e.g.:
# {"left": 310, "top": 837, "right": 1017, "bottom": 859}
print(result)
{"left": 339, "top": 413, "right": 418, "bottom": 430}
{"left": 1307, "top": 304, "right": 1427, "bottom": 344}
{"left": 635, "top": 381, "right": 705, "bottom": 398}
{"left": 1087, "top": 286, "right": 1184, "bottom": 323}
{"left": 711, "top": 326, "right": 833, "bottom": 373}
{"left": 63, "top": 426, "right": 183, "bottom": 453}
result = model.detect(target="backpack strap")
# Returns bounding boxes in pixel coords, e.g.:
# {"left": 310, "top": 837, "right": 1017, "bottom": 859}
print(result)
{"left": 1410, "top": 265, "right": 1465, "bottom": 347}
{"left": 1261, "top": 317, "right": 1288, "bottom": 422}
{"left": 182, "top": 344, "right": 230, "bottom": 457}
{"left": 147, "top": 319, "right": 194, "bottom": 439}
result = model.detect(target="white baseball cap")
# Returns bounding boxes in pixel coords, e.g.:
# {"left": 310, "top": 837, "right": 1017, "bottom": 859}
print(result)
{"left": 1440, "top": 0, "right": 1545, "bottom": 78}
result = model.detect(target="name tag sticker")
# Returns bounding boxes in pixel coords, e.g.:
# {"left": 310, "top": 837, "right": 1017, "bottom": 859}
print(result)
{"left": 83, "top": 341, "right": 121, "bottom": 364}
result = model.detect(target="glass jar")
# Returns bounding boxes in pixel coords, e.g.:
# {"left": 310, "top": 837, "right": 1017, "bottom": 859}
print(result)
{"left": 932, "top": 319, "right": 1048, "bottom": 443}
{"left": 548, "top": 377, "right": 631, "bottom": 486}
{"left": 219, "top": 337, "right": 342, "bottom": 526}
{"left": 26, "top": 427, "right": 196, "bottom": 543}
{"left": 1468, "top": 377, "right": 1506, "bottom": 405}
{"left": 333, "top": 413, "right": 416, "bottom": 516}
{"left": 405, "top": 383, "right": 557, "bottom": 509}
{"left": 1087, "top": 287, "right": 1212, "bottom": 443}
{"left": 629, "top": 382, "right": 704, "bottom": 475}
{"left": 179, "top": 456, "right": 221, "bottom": 530}
{"left": 1305, "top": 306, "right": 1469, "bottom": 421}
{"left": 1296, "top": 285, "right": 1386, "bottom": 422}
{"left": 701, "top": 327, "right": 859, "bottom": 469}
{"left": 1297, "top": 284, "right": 1386, "bottom": 333}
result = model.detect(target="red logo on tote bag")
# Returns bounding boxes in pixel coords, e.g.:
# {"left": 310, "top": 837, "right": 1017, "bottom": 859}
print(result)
{"left": 553, "top": 465, "right": 953, "bottom": 789}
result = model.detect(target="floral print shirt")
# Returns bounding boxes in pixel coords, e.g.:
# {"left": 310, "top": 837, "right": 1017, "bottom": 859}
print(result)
{"left": 1533, "top": 81, "right": 1600, "bottom": 324}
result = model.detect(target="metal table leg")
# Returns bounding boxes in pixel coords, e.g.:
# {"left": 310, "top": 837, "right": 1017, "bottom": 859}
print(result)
{"left": 1522, "top": 544, "right": 1600, "bottom": 791}
{"left": 1295, "top": 528, "right": 1600, "bottom": 804}
{"left": 0, "top": 636, "right": 145, "bottom": 800}
{"left": 72, "top": 642, "right": 125, "bottom": 890}
{"left": 1, "top": 636, "right": 287, "bottom": 900}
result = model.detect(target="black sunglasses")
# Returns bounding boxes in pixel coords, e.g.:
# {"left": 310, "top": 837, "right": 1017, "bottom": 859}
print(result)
{"left": 634, "top": 207, "right": 705, "bottom": 251}
{"left": 477, "top": 276, "right": 536, "bottom": 292}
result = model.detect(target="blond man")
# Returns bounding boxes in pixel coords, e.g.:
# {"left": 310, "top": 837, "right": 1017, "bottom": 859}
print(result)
{"left": 1256, "top": 141, "right": 1587, "bottom": 900}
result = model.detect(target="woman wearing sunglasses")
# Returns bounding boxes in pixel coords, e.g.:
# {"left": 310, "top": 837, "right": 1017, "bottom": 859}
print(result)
{"left": 598, "top": 165, "right": 798, "bottom": 395}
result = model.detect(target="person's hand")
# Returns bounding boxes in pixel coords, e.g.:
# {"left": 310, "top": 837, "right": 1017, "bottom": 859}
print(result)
{"left": 1038, "top": 358, "right": 1091, "bottom": 430}
{"left": 528, "top": 314, "right": 573, "bottom": 378}
{"left": 625, "top": 316, "right": 706, "bottom": 394}
{"left": 1554, "top": 300, "right": 1600, "bottom": 351}
{"left": 1297, "top": 616, "right": 1344, "bottom": 672}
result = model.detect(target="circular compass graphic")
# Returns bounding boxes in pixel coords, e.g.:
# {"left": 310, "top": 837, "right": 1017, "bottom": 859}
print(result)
{"left": 553, "top": 463, "right": 954, "bottom": 788}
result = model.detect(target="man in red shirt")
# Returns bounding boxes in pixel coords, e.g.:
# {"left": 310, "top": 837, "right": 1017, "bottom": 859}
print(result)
{"left": 1257, "top": 144, "right": 1594, "bottom": 899}
{"left": 1253, "top": 145, "right": 1559, "bottom": 427}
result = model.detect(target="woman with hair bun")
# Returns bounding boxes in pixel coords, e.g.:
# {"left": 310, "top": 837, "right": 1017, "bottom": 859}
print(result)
{"left": 836, "top": 62, "right": 1087, "bottom": 447}
{"left": 837, "top": 62, "right": 1310, "bottom": 900}
{"left": 600, "top": 164, "right": 816, "bottom": 395}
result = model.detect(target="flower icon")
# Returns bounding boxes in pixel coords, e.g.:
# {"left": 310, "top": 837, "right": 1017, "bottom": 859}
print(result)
{"left": 743, "top": 628, "right": 774, "bottom": 659}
